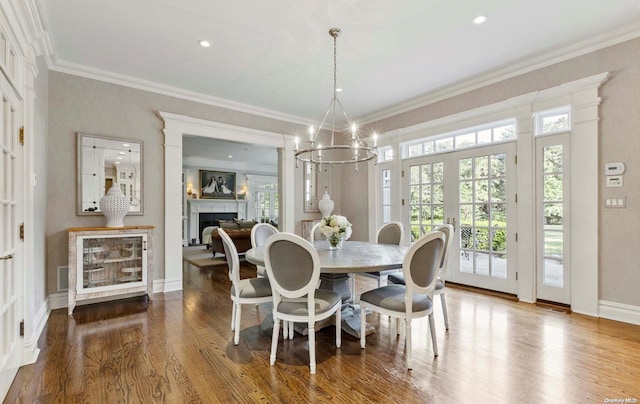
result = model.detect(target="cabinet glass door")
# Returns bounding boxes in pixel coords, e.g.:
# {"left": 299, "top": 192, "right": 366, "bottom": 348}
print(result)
{"left": 78, "top": 234, "right": 146, "bottom": 293}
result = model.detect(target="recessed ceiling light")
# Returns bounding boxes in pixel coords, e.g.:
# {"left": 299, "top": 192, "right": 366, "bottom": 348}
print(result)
{"left": 473, "top": 15, "right": 487, "bottom": 24}
{"left": 198, "top": 40, "right": 211, "bottom": 48}
{"left": 336, "top": 88, "right": 343, "bottom": 92}
{"left": 228, "top": 155, "right": 233, "bottom": 158}
{"left": 122, "top": 143, "right": 130, "bottom": 147}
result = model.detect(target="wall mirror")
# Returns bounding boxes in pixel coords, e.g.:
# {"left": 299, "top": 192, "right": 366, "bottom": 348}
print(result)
{"left": 303, "top": 162, "right": 331, "bottom": 213}
{"left": 77, "top": 133, "right": 143, "bottom": 215}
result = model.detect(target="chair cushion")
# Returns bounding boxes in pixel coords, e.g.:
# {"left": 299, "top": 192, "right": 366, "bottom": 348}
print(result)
{"left": 360, "top": 285, "right": 433, "bottom": 312}
{"left": 277, "top": 289, "right": 341, "bottom": 316}
{"left": 231, "top": 277, "right": 272, "bottom": 299}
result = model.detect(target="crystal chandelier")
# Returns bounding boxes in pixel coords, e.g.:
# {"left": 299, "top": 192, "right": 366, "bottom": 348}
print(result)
{"left": 294, "top": 28, "right": 377, "bottom": 170}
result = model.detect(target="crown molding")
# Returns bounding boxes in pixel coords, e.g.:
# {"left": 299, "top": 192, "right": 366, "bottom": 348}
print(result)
{"left": 360, "top": 21, "right": 640, "bottom": 126}
{"left": 44, "top": 19, "right": 640, "bottom": 131}
{"left": 48, "top": 60, "right": 310, "bottom": 126}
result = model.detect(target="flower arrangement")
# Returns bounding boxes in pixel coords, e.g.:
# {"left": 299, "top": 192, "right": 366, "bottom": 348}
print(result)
{"left": 319, "top": 215, "right": 352, "bottom": 249}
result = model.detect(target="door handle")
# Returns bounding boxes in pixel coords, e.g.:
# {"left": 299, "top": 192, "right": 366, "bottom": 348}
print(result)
{"left": 0, "top": 254, "right": 13, "bottom": 260}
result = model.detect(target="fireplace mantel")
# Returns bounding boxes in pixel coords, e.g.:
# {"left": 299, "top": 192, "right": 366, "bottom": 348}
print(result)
{"left": 187, "top": 199, "right": 248, "bottom": 243}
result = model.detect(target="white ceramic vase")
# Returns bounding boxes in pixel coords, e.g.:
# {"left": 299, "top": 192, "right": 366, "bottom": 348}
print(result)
{"left": 318, "top": 191, "right": 334, "bottom": 218}
{"left": 99, "top": 185, "right": 130, "bottom": 227}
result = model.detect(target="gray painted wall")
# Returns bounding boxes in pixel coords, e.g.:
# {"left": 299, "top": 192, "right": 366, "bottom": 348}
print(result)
{"left": 348, "top": 37, "right": 640, "bottom": 307}
{"left": 46, "top": 37, "right": 640, "bottom": 308}
{"left": 46, "top": 73, "right": 305, "bottom": 295}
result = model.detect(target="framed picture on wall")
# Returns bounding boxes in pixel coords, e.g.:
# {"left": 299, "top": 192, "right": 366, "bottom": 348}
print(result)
{"left": 200, "top": 170, "right": 236, "bottom": 199}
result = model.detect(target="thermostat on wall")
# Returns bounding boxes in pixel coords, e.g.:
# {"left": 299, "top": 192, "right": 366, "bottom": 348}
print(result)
{"left": 604, "top": 162, "right": 625, "bottom": 176}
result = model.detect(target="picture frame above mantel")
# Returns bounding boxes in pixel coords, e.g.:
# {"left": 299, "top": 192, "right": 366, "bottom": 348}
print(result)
{"left": 200, "top": 170, "right": 236, "bottom": 199}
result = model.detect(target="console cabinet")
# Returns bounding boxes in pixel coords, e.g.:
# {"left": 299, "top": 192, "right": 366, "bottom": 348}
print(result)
{"left": 67, "top": 225, "right": 154, "bottom": 314}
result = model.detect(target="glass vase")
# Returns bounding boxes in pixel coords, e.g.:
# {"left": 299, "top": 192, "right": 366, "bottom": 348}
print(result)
{"left": 328, "top": 236, "right": 343, "bottom": 250}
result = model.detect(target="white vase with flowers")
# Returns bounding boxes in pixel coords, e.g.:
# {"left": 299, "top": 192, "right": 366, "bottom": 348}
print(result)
{"left": 319, "top": 214, "right": 352, "bottom": 250}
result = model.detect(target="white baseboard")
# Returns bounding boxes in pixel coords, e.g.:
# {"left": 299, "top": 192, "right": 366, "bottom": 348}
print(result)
{"left": 22, "top": 300, "right": 48, "bottom": 365}
{"left": 599, "top": 300, "right": 640, "bottom": 326}
{"left": 48, "top": 292, "right": 68, "bottom": 311}
{"left": 162, "top": 277, "right": 183, "bottom": 293}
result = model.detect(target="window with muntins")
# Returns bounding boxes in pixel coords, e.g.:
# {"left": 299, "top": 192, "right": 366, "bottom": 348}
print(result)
{"left": 402, "top": 119, "right": 517, "bottom": 158}
{"left": 534, "top": 106, "right": 571, "bottom": 136}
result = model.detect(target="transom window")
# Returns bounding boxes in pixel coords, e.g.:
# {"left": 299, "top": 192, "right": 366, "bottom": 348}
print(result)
{"left": 402, "top": 119, "right": 516, "bottom": 158}
{"left": 534, "top": 106, "right": 571, "bottom": 136}
{"left": 378, "top": 146, "right": 394, "bottom": 162}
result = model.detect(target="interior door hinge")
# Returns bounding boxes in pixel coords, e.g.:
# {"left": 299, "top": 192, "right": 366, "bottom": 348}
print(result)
{"left": 20, "top": 223, "right": 24, "bottom": 241}
{"left": 19, "top": 126, "right": 24, "bottom": 145}
{"left": 20, "top": 320, "right": 24, "bottom": 337}
{"left": 515, "top": 233, "right": 518, "bottom": 242}
{"left": 515, "top": 155, "right": 517, "bottom": 164}
{"left": 401, "top": 170, "right": 405, "bottom": 178}
{"left": 516, "top": 272, "right": 518, "bottom": 281}
{"left": 515, "top": 194, "right": 518, "bottom": 203}
{"left": 401, "top": 198, "right": 405, "bottom": 206}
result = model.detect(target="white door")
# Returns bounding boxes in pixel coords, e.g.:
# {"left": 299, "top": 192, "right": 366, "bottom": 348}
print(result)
{"left": 0, "top": 66, "right": 24, "bottom": 397}
{"left": 403, "top": 142, "right": 517, "bottom": 294}
{"left": 536, "top": 134, "right": 571, "bottom": 304}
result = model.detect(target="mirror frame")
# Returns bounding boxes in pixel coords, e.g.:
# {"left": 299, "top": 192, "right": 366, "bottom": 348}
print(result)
{"left": 77, "top": 133, "right": 144, "bottom": 216}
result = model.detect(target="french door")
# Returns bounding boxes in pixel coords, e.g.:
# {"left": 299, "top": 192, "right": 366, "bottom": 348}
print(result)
{"left": 403, "top": 142, "right": 517, "bottom": 294}
{"left": 0, "top": 65, "right": 24, "bottom": 397}
{"left": 536, "top": 134, "right": 570, "bottom": 304}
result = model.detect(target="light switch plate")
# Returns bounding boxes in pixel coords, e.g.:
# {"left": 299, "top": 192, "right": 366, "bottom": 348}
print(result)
{"left": 606, "top": 176, "right": 623, "bottom": 187}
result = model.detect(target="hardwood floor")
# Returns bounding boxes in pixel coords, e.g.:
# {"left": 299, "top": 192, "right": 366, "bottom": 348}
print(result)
{"left": 5, "top": 261, "right": 640, "bottom": 403}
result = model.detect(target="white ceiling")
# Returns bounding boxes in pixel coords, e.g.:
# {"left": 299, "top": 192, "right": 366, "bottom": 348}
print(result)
{"left": 43, "top": 1, "right": 640, "bottom": 165}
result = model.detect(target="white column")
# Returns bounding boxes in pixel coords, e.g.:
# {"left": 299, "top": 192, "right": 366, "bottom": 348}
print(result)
{"left": 564, "top": 73, "right": 608, "bottom": 316}
{"left": 163, "top": 127, "right": 184, "bottom": 292}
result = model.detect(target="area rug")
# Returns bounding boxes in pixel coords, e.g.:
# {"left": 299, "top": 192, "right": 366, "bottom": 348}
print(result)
{"left": 182, "top": 246, "right": 229, "bottom": 268}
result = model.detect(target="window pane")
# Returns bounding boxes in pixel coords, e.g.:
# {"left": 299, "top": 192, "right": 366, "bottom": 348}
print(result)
{"left": 460, "top": 181, "right": 473, "bottom": 203}
{"left": 433, "top": 184, "right": 443, "bottom": 204}
{"left": 382, "top": 187, "right": 391, "bottom": 205}
{"left": 459, "top": 158, "right": 473, "bottom": 180}
{"left": 490, "top": 154, "right": 506, "bottom": 177}
{"left": 383, "top": 206, "right": 391, "bottom": 223}
{"left": 475, "top": 156, "right": 488, "bottom": 178}
{"left": 544, "top": 174, "right": 563, "bottom": 201}
{"left": 424, "top": 141, "right": 435, "bottom": 153}
{"left": 476, "top": 180, "right": 489, "bottom": 202}
{"left": 435, "top": 138, "right": 454, "bottom": 151}
{"left": 542, "top": 114, "right": 569, "bottom": 133}
{"left": 490, "top": 203, "right": 506, "bottom": 226}
{"left": 433, "top": 163, "right": 444, "bottom": 182}
{"left": 421, "top": 185, "right": 431, "bottom": 204}
{"left": 491, "top": 179, "right": 506, "bottom": 201}
{"left": 544, "top": 145, "right": 563, "bottom": 173}
{"left": 478, "top": 129, "right": 492, "bottom": 144}
{"left": 421, "top": 164, "right": 431, "bottom": 183}
{"left": 455, "top": 133, "right": 475, "bottom": 148}
{"left": 459, "top": 205, "right": 473, "bottom": 226}
{"left": 544, "top": 203, "right": 563, "bottom": 225}
{"left": 494, "top": 124, "right": 516, "bottom": 140}
{"left": 478, "top": 129, "right": 491, "bottom": 143}
{"left": 410, "top": 185, "right": 420, "bottom": 204}
{"left": 410, "top": 166, "right": 420, "bottom": 184}
{"left": 382, "top": 169, "right": 391, "bottom": 187}
{"left": 408, "top": 143, "right": 422, "bottom": 156}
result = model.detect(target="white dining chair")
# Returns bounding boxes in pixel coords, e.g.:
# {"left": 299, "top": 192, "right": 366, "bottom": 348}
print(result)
{"left": 360, "top": 230, "right": 444, "bottom": 369}
{"left": 389, "top": 224, "right": 454, "bottom": 330}
{"left": 219, "top": 228, "right": 272, "bottom": 345}
{"left": 308, "top": 221, "right": 323, "bottom": 243}
{"left": 358, "top": 221, "right": 405, "bottom": 288}
{"left": 250, "top": 223, "right": 278, "bottom": 278}
{"left": 264, "top": 232, "right": 342, "bottom": 374}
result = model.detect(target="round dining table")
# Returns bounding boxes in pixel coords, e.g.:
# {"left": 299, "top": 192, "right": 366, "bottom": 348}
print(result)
{"left": 245, "top": 240, "right": 407, "bottom": 338}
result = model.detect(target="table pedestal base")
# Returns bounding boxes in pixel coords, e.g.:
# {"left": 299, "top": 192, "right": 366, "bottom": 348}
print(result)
{"left": 292, "top": 273, "right": 375, "bottom": 338}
